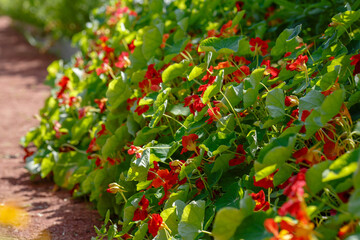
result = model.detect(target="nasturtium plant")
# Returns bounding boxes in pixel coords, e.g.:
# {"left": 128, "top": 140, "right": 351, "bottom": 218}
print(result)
{"left": 22, "top": 0, "right": 360, "bottom": 239}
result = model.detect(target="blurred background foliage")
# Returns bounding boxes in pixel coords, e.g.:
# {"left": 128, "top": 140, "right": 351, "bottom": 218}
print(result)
{"left": 0, "top": 0, "right": 104, "bottom": 38}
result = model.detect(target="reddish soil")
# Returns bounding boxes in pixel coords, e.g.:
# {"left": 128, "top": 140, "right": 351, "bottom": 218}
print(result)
{"left": 0, "top": 16, "right": 102, "bottom": 239}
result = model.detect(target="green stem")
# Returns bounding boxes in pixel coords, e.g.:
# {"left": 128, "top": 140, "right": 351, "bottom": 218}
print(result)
{"left": 163, "top": 114, "right": 187, "bottom": 129}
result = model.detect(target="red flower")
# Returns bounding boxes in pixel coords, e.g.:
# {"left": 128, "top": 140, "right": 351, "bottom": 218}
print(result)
{"left": 283, "top": 169, "right": 307, "bottom": 199}
{"left": 53, "top": 121, "right": 66, "bottom": 139}
{"left": 235, "top": 1, "right": 244, "bottom": 12}
{"left": 134, "top": 104, "right": 150, "bottom": 116}
{"left": 56, "top": 76, "right": 70, "bottom": 99}
{"left": 229, "top": 144, "right": 246, "bottom": 166}
{"left": 350, "top": 53, "right": 360, "bottom": 76}
{"left": 286, "top": 55, "right": 308, "bottom": 72}
{"left": 349, "top": 53, "right": 360, "bottom": 66}
{"left": 219, "top": 20, "right": 238, "bottom": 37}
{"left": 250, "top": 37, "right": 269, "bottom": 56}
{"left": 234, "top": 56, "right": 251, "bottom": 65}
{"left": 232, "top": 65, "right": 250, "bottom": 83}
{"left": 133, "top": 195, "right": 149, "bottom": 221}
{"left": 181, "top": 134, "right": 198, "bottom": 154}
{"left": 147, "top": 161, "right": 160, "bottom": 180}
{"left": 96, "top": 124, "right": 107, "bottom": 137}
{"left": 206, "top": 107, "right": 221, "bottom": 124}
{"left": 23, "top": 147, "right": 35, "bottom": 162}
{"left": 128, "top": 145, "right": 143, "bottom": 159}
{"left": 284, "top": 95, "right": 299, "bottom": 107}
{"left": 261, "top": 60, "right": 280, "bottom": 79}
{"left": 148, "top": 214, "right": 163, "bottom": 237}
{"left": 278, "top": 198, "right": 308, "bottom": 223}
{"left": 160, "top": 34, "right": 169, "bottom": 48}
{"left": 284, "top": 52, "right": 292, "bottom": 58}
{"left": 138, "top": 64, "right": 162, "bottom": 94}
{"left": 128, "top": 39, "right": 136, "bottom": 53}
{"left": 86, "top": 137, "right": 100, "bottom": 153}
{"left": 78, "top": 108, "right": 86, "bottom": 119}
{"left": 94, "top": 98, "right": 107, "bottom": 113}
{"left": 195, "top": 178, "right": 206, "bottom": 190}
{"left": 126, "top": 97, "right": 137, "bottom": 111}
{"left": 184, "top": 95, "right": 205, "bottom": 115}
{"left": 96, "top": 59, "right": 110, "bottom": 76}
{"left": 68, "top": 96, "right": 77, "bottom": 106}
{"left": 115, "top": 52, "right": 130, "bottom": 69}
{"left": 250, "top": 190, "right": 270, "bottom": 211}
{"left": 253, "top": 172, "right": 275, "bottom": 189}
{"left": 264, "top": 218, "right": 280, "bottom": 239}
{"left": 121, "top": 233, "right": 132, "bottom": 240}
{"left": 201, "top": 66, "right": 215, "bottom": 82}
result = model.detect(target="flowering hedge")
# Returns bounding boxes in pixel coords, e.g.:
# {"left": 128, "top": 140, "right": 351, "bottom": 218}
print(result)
{"left": 22, "top": 0, "right": 360, "bottom": 239}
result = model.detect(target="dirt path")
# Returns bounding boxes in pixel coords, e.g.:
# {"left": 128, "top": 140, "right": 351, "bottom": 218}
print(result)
{"left": 0, "top": 16, "right": 102, "bottom": 240}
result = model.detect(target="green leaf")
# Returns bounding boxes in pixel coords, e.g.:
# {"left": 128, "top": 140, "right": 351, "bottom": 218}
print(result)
{"left": 161, "top": 207, "right": 179, "bottom": 234}
{"left": 243, "top": 88, "right": 258, "bottom": 109}
{"left": 40, "top": 155, "right": 55, "bottom": 178}
{"left": 318, "top": 65, "right": 341, "bottom": 91}
{"left": 180, "top": 155, "right": 202, "bottom": 180}
{"left": 299, "top": 90, "right": 325, "bottom": 115}
{"left": 271, "top": 25, "right": 301, "bottom": 58}
{"left": 127, "top": 148, "right": 151, "bottom": 182}
{"left": 164, "top": 38, "right": 190, "bottom": 63}
{"left": 231, "top": 10, "right": 245, "bottom": 28}
{"left": 162, "top": 61, "right": 190, "bottom": 84}
{"left": 134, "top": 125, "right": 168, "bottom": 146}
{"left": 349, "top": 188, "right": 360, "bottom": 218}
{"left": 306, "top": 161, "right": 330, "bottom": 194}
{"left": 178, "top": 200, "right": 205, "bottom": 240}
{"left": 221, "top": 83, "right": 243, "bottom": 109}
{"left": 325, "top": 10, "right": 360, "bottom": 38}
{"left": 353, "top": 152, "right": 360, "bottom": 189}
{"left": 198, "top": 37, "right": 242, "bottom": 54}
{"left": 233, "top": 211, "right": 272, "bottom": 240}
{"left": 142, "top": 26, "right": 162, "bottom": 60}
{"left": 71, "top": 116, "right": 92, "bottom": 144}
{"left": 247, "top": 68, "right": 265, "bottom": 89}
{"left": 130, "top": 46, "right": 147, "bottom": 69}
{"left": 169, "top": 104, "right": 190, "bottom": 116}
{"left": 254, "top": 134, "right": 296, "bottom": 181}
{"left": 273, "top": 164, "right": 293, "bottom": 187}
{"left": 266, "top": 88, "right": 285, "bottom": 119}
{"left": 151, "top": 144, "right": 171, "bottom": 162}
{"left": 188, "top": 63, "right": 206, "bottom": 81}
{"left": 102, "top": 125, "right": 130, "bottom": 159}
{"left": 239, "top": 190, "right": 255, "bottom": 215}
{"left": 237, "top": 38, "right": 251, "bottom": 55}
{"left": 200, "top": 131, "right": 236, "bottom": 157}
{"left": 305, "top": 89, "right": 345, "bottom": 138}
{"left": 322, "top": 148, "right": 360, "bottom": 182}
{"left": 212, "top": 207, "right": 246, "bottom": 240}
{"left": 107, "top": 224, "right": 116, "bottom": 240}
{"left": 133, "top": 223, "right": 148, "bottom": 240}
{"left": 178, "top": 17, "right": 189, "bottom": 32}
{"left": 150, "top": 88, "right": 170, "bottom": 128}
{"left": 202, "top": 70, "right": 224, "bottom": 103}
{"left": 217, "top": 114, "right": 235, "bottom": 133}
{"left": 106, "top": 77, "right": 132, "bottom": 111}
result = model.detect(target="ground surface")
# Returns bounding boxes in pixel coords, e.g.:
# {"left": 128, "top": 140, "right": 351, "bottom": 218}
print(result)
{"left": 0, "top": 16, "right": 102, "bottom": 240}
